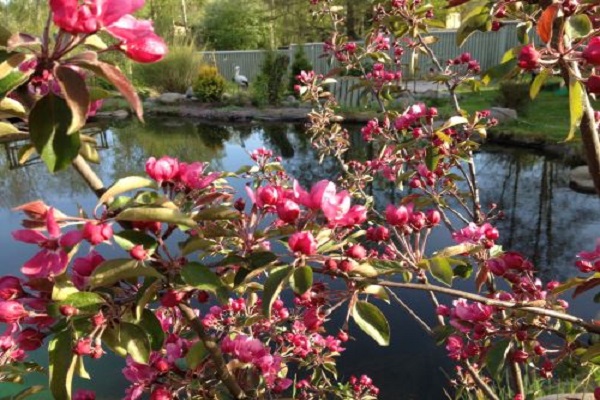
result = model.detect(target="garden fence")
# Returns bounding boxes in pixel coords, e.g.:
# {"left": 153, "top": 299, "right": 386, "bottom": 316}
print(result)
{"left": 199, "top": 23, "right": 534, "bottom": 108}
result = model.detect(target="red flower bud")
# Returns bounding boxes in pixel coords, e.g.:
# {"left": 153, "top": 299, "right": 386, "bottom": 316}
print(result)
{"left": 17, "top": 328, "right": 45, "bottom": 351}
{"left": 82, "top": 222, "right": 113, "bottom": 245}
{"left": 160, "top": 290, "right": 186, "bottom": 307}
{"left": 150, "top": 387, "right": 172, "bottom": 400}
{"left": 153, "top": 358, "right": 170, "bottom": 373}
{"left": 0, "top": 301, "right": 29, "bottom": 323}
{"left": 587, "top": 75, "right": 600, "bottom": 94}
{"left": 583, "top": 37, "right": 600, "bottom": 66}
{"left": 91, "top": 311, "right": 106, "bottom": 327}
{"left": 60, "top": 304, "right": 79, "bottom": 317}
{"left": 0, "top": 276, "right": 23, "bottom": 300}
{"left": 130, "top": 244, "right": 149, "bottom": 260}
{"left": 74, "top": 338, "right": 93, "bottom": 356}
{"left": 277, "top": 199, "right": 300, "bottom": 223}
{"left": 346, "top": 244, "right": 367, "bottom": 260}
{"left": 197, "top": 291, "right": 210, "bottom": 303}
{"left": 517, "top": 45, "right": 540, "bottom": 70}
{"left": 324, "top": 258, "right": 338, "bottom": 271}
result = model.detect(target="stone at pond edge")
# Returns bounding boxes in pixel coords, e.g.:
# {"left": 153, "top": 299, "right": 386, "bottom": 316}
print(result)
{"left": 157, "top": 93, "right": 187, "bottom": 104}
{"left": 95, "top": 109, "right": 130, "bottom": 119}
{"left": 489, "top": 107, "right": 518, "bottom": 123}
{"left": 536, "top": 394, "right": 594, "bottom": 400}
{"left": 569, "top": 165, "right": 597, "bottom": 194}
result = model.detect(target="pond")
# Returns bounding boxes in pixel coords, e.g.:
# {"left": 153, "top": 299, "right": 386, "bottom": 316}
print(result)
{"left": 0, "top": 118, "right": 599, "bottom": 399}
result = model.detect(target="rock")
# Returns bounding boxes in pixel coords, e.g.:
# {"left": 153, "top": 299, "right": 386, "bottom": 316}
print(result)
{"left": 536, "top": 394, "right": 594, "bottom": 400}
{"left": 112, "top": 109, "right": 129, "bottom": 119}
{"left": 185, "top": 86, "right": 194, "bottom": 99}
{"left": 489, "top": 107, "right": 518, "bottom": 123}
{"left": 157, "top": 92, "right": 186, "bottom": 104}
{"left": 414, "top": 89, "right": 450, "bottom": 99}
{"left": 390, "top": 91, "right": 415, "bottom": 110}
{"left": 569, "top": 165, "right": 597, "bottom": 194}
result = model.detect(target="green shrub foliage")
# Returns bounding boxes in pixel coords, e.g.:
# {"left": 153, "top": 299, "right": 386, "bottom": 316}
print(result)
{"left": 194, "top": 64, "right": 226, "bottom": 102}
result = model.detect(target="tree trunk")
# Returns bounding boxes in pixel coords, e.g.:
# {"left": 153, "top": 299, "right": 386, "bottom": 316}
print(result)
{"left": 180, "top": 0, "right": 189, "bottom": 32}
{"left": 346, "top": 0, "right": 358, "bottom": 40}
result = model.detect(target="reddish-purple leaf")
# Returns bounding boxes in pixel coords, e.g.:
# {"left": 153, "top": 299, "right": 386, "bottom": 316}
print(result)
{"left": 72, "top": 59, "right": 143, "bottom": 122}
{"left": 7, "top": 33, "right": 41, "bottom": 52}
{"left": 54, "top": 65, "right": 90, "bottom": 134}
{"left": 537, "top": 4, "right": 559, "bottom": 44}
{"left": 573, "top": 277, "right": 600, "bottom": 298}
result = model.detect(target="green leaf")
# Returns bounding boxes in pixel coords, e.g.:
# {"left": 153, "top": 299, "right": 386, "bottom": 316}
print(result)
{"left": 248, "top": 251, "right": 278, "bottom": 269}
{"left": 434, "top": 243, "right": 480, "bottom": 258}
{"left": 60, "top": 292, "right": 105, "bottom": 314}
{"left": 113, "top": 230, "right": 158, "bottom": 252}
{"left": 103, "top": 322, "right": 151, "bottom": 364}
{"left": 0, "top": 70, "right": 30, "bottom": 99}
{"left": 185, "top": 341, "right": 208, "bottom": 369}
{"left": 352, "top": 301, "right": 390, "bottom": 346}
{"left": 79, "top": 142, "right": 99, "bottom": 164}
{"left": 291, "top": 266, "right": 313, "bottom": 295}
{"left": 134, "top": 278, "right": 159, "bottom": 320}
{"left": 566, "top": 14, "right": 593, "bottom": 40}
{"left": 0, "top": 121, "right": 19, "bottom": 135}
{"left": 193, "top": 205, "right": 240, "bottom": 221}
{"left": 138, "top": 309, "right": 165, "bottom": 352}
{"left": 262, "top": 266, "right": 293, "bottom": 318}
{"left": 425, "top": 147, "right": 439, "bottom": 171}
{"left": 181, "top": 262, "right": 224, "bottom": 292}
{"left": 48, "top": 330, "right": 77, "bottom": 400}
{"left": 0, "top": 97, "right": 26, "bottom": 118}
{"left": 516, "top": 21, "right": 532, "bottom": 44}
{"left": 456, "top": 7, "right": 492, "bottom": 47}
{"left": 582, "top": 342, "right": 600, "bottom": 365}
{"left": 530, "top": 69, "right": 551, "bottom": 100}
{"left": 181, "top": 237, "right": 215, "bottom": 256}
{"left": 29, "top": 94, "right": 81, "bottom": 172}
{"left": 363, "top": 285, "right": 390, "bottom": 303}
{"left": 485, "top": 339, "right": 511, "bottom": 378}
{"left": 429, "top": 257, "right": 454, "bottom": 286}
{"left": 440, "top": 116, "right": 468, "bottom": 130}
{"left": 0, "top": 53, "right": 28, "bottom": 80}
{"left": 54, "top": 65, "right": 90, "bottom": 134}
{"left": 117, "top": 207, "right": 196, "bottom": 228}
{"left": 75, "top": 356, "right": 90, "bottom": 380}
{"left": 566, "top": 78, "right": 585, "bottom": 141}
{"left": 98, "top": 176, "right": 157, "bottom": 207}
{"left": 89, "top": 259, "right": 162, "bottom": 288}
{"left": 481, "top": 59, "right": 518, "bottom": 86}
{"left": 52, "top": 274, "right": 79, "bottom": 301}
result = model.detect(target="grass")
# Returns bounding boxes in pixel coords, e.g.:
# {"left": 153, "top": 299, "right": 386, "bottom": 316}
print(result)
{"left": 436, "top": 87, "right": 578, "bottom": 143}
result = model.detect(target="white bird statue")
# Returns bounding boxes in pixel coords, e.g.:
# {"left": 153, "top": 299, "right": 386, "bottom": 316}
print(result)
{"left": 233, "top": 66, "right": 249, "bottom": 90}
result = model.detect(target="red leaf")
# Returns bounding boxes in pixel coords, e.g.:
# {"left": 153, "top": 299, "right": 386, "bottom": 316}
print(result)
{"left": 54, "top": 65, "right": 90, "bottom": 134}
{"left": 573, "top": 277, "right": 600, "bottom": 298}
{"left": 72, "top": 59, "right": 143, "bottom": 122}
{"left": 537, "top": 4, "right": 559, "bottom": 44}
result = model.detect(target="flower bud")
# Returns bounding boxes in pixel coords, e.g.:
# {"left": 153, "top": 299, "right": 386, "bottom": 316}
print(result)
{"left": 17, "top": 328, "right": 45, "bottom": 351}
{"left": 587, "top": 75, "right": 600, "bottom": 94}
{"left": 197, "top": 291, "right": 210, "bottom": 303}
{"left": 277, "top": 199, "right": 300, "bottom": 223}
{"left": 60, "top": 304, "right": 79, "bottom": 317}
{"left": 426, "top": 210, "right": 441, "bottom": 226}
{"left": 385, "top": 204, "right": 410, "bottom": 226}
{"left": 82, "top": 222, "right": 113, "bottom": 245}
{"left": 234, "top": 198, "right": 246, "bottom": 212}
{"left": 0, "top": 276, "right": 23, "bottom": 300}
{"left": 145, "top": 156, "right": 179, "bottom": 183}
{"left": 583, "top": 37, "right": 600, "bottom": 66}
{"left": 346, "top": 244, "right": 367, "bottom": 260}
{"left": 74, "top": 390, "right": 96, "bottom": 400}
{"left": 160, "top": 290, "right": 186, "bottom": 308}
{"left": 153, "top": 358, "right": 170, "bottom": 373}
{"left": 0, "top": 301, "right": 28, "bottom": 323}
{"left": 517, "top": 45, "right": 540, "bottom": 70}
{"left": 130, "top": 245, "right": 149, "bottom": 261}
{"left": 324, "top": 258, "right": 338, "bottom": 271}
{"left": 73, "top": 338, "right": 93, "bottom": 356}
{"left": 91, "top": 311, "right": 106, "bottom": 327}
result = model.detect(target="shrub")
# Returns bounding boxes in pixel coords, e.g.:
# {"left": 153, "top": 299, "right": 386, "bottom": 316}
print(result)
{"left": 193, "top": 64, "right": 226, "bottom": 102}
{"left": 496, "top": 80, "right": 531, "bottom": 115}
{"left": 133, "top": 39, "right": 202, "bottom": 93}
{"left": 252, "top": 51, "right": 290, "bottom": 106}
{"left": 289, "top": 46, "right": 313, "bottom": 94}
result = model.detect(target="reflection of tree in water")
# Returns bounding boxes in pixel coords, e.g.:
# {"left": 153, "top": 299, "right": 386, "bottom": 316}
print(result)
{"left": 477, "top": 146, "right": 600, "bottom": 280}
{"left": 196, "top": 124, "right": 231, "bottom": 150}
{"left": 262, "top": 124, "right": 295, "bottom": 159}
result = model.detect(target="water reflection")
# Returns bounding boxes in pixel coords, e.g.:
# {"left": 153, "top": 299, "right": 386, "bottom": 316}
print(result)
{"left": 0, "top": 119, "right": 599, "bottom": 399}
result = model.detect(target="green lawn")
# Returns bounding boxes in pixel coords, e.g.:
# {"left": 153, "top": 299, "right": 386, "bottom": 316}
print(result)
{"left": 438, "top": 87, "right": 595, "bottom": 143}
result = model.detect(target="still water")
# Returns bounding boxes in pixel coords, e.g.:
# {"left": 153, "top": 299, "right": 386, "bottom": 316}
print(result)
{"left": 0, "top": 118, "right": 599, "bottom": 399}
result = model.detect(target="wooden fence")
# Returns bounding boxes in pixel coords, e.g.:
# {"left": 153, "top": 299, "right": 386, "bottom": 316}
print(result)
{"left": 199, "top": 23, "right": 532, "bottom": 107}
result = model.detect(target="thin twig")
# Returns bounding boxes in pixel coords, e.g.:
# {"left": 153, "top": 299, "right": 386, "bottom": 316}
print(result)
{"left": 178, "top": 303, "right": 247, "bottom": 399}
{"left": 376, "top": 280, "right": 600, "bottom": 334}
{"left": 385, "top": 287, "right": 433, "bottom": 335}
{"left": 465, "top": 361, "right": 500, "bottom": 400}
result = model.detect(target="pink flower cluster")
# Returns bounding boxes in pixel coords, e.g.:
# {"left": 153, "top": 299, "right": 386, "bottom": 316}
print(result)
{"left": 576, "top": 240, "right": 600, "bottom": 273}
{"left": 145, "top": 156, "right": 221, "bottom": 190}
{"left": 394, "top": 103, "right": 437, "bottom": 130}
{"left": 385, "top": 203, "right": 441, "bottom": 233}
{"left": 364, "top": 63, "right": 402, "bottom": 90}
{"left": 452, "top": 222, "right": 499, "bottom": 249}
{"left": 221, "top": 334, "right": 292, "bottom": 392}
{"left": 447, "top": 299, "right": 494, "bottom": 338}
{"left": 447, "top": 52, "right": 481, "bottom": 73}
{"left": 49, "top": 0, "right": 167, "bottom": 63}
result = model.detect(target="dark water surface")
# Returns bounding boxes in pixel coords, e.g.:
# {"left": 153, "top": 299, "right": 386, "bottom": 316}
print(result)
{"left": 0, "top": 118, "right": 599, "bottom": 399}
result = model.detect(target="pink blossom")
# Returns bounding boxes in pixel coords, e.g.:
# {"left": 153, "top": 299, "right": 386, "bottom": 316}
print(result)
{"left": 385, "top": 203, "right": 412, "bottom": 227}
{"left": 72, "top": 251, "right": 105, "bottom": 290}
{"left": 445, "top": 335, "right": 463, "bottom": 360}
{"left": 293, "top": 180, "right": 336, "bottom": 210}
{"left": 276, "top": 199, "right": 300, "bottom": 223}
{"left": 150, "top": 387, "right": 172, "bottom": 400}
{"left": 120, "top": 31, "right": 168, "bottom": 63}
{"left": 50, "top": 0, "right": 144, "bottom": 34}
{"left": 82, "top": 222, "right": 113, "bottom": 245}
{"left": 12, "top": 208, "right": 82, "bottom": 278}
{"left": 178, "top": 162, "right": 220, "bottom": 190}
{"left": 145, "top": 156, "right": 180, "bottom": 183}
{"left": 289, "top": 231, "right": 317, "bottom": 256}
{"left": 321, "top": 190, "right": 351, "bottom": 224}
{"left": 452, "top": 299, "right": 493, "bottom": 322}
{"left": 74, "top": 390, "right": 96, "bottom": 400}
{"left": 452, "top": 222, "right": 498, "bottom": 245}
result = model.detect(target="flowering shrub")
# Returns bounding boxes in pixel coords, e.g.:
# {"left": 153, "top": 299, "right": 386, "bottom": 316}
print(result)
{"left": 2, "top": 1, "right": 600, "bottom": 400}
